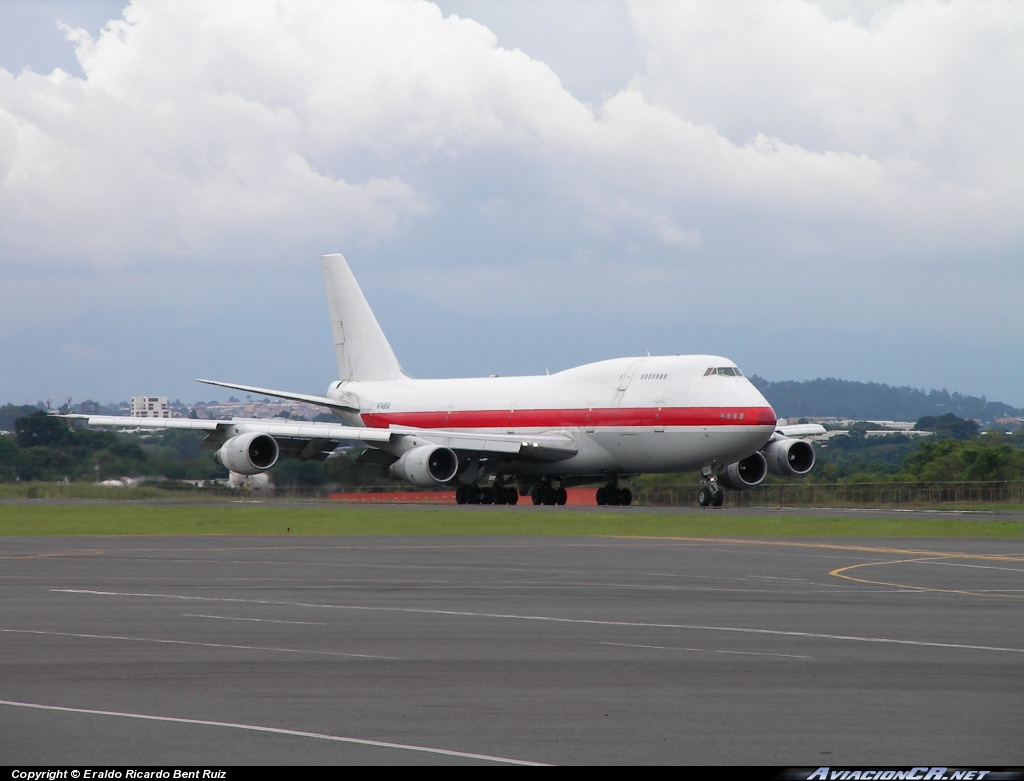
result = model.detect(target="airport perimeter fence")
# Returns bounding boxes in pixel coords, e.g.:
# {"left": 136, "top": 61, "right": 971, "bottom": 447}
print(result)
{"left": 4, "top": 480, "right": 1024, "bottom": 507}
{"left": 638, "top": 480, "right": 1024, "bottom": 508}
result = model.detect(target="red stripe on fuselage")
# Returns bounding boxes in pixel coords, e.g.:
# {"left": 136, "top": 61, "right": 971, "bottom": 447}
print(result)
{"left": 360, "top": 407, "right": 777, "bottom": 429}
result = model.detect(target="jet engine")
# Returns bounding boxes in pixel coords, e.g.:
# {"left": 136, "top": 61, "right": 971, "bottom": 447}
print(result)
{"left": 389, "top": 444, "right": 459, "bottom": 487}
{"left": 762, "top": 437, "right": 815, "bottom": 477}
{"left": 214, "top": 433, "right": 279, "bottom": 476}
{"left": 718, "top": 451, "right": 768, "bottom": 490}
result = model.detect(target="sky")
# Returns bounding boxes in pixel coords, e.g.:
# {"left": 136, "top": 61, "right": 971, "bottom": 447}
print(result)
{"left": 1, "top": 0, "right": 1022, "bottom": 408}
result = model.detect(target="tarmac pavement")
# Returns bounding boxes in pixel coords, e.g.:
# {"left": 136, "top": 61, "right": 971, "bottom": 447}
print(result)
{"left": 1, "top": 530, "right": 1021, "bottom": 765}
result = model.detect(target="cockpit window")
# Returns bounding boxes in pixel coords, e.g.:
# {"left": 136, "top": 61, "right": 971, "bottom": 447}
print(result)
{"left": 704, "top": 367, "right": 744, "bottom": 377}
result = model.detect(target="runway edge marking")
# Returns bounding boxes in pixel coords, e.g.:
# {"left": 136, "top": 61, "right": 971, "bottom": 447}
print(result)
{"left": 0, "top": 699, "right": 550, "bottom": 766}
{"left": 0, "top": 628, "right": 395, "bottom": 660}
{"left": 52, "top": 589, "right": 1024, "bottom": 655}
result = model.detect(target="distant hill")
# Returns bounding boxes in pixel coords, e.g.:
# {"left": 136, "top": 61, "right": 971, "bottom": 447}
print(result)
{"left": 749, "top": 377, "right": 1023, "bottom": 422}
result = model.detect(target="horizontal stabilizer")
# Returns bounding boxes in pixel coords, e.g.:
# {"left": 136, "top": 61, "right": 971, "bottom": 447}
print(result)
{"left": 196, "top": 379, "right": 359, "bottom": 413}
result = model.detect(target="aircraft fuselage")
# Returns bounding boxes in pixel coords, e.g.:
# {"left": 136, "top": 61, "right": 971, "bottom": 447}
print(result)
{"left": 329, "top": 354, "right": 776, "bottom": 477}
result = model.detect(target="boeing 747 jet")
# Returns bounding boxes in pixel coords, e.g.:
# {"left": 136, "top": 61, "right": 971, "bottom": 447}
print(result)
{"left": 66, "top": 254, "right": 822, "bottom": 506}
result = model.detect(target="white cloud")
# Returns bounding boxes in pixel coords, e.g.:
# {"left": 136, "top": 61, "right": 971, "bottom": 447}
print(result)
{"left": 2, "top": 0, "right": 1019, "bottom": 275}
{"left": 650, "top": 216, "right": 703, "bottom": 248}
{"left": 628, "top": 1, "right": 1024, "bottom": 167}
{"left": 61, "top": 342, "right": 101, "bottom": 362}
{"left": 0, "top": 0, "right": 1021, "bottom": 404}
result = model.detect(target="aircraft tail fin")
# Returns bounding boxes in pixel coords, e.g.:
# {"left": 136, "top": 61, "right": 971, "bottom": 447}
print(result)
{"left": 321, "top": 254, "right": 404, "bottom": 382}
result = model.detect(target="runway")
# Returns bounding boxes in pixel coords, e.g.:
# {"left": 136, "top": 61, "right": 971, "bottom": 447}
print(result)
{"left": 1, "top": 532, "right": 1021, "bottom": 765}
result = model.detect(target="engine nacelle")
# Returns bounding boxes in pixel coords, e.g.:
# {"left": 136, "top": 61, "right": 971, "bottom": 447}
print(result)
{"left": 389, "top": 444, "right": 459, "bottom": 487}
{"left": 718, "top": 451, "right": 768, "bottom": 490}
{"left": 762, "top": 437, "right": 815, "bottom": 477}
{"left": 214, "top": 433, "right": 279, "bottom": 476}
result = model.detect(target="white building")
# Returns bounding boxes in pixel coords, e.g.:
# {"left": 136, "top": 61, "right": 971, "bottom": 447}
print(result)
{"left": 131, "top": 396, "right": 171, "bottom": 418}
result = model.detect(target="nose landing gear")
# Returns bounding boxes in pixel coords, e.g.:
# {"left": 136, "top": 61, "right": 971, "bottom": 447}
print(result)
{"left": 697, "top": 482, "right": 724, "bottom": 507}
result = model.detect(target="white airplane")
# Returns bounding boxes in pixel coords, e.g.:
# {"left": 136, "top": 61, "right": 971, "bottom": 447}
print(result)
{"left": 67, "top": 254, "right": 823, "bottom": 507}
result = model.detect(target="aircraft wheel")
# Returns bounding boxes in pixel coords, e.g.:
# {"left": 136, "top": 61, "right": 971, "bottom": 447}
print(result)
{"left": 619, "top": 488, "right": 632, "bottom": 506}
{"left": 506, "top": 488, "right": 519, "bottom": 506}
{"left": 697, "top": 486, "right": 713, "bottom": 507}
{"left": 480, "top": 487, "right": 494, "bottom": 505}
{"left": 596, "top": 487, "right": 607, "bottom": 506}
{"left": 532, "top": 489, "right": 543, "bottom": 506}
{"left": 712, "top": 488, "right": 724, "bottom": 507}
{"left": 556, "top": 487, "right": 567, "bottom": 506}
{"left": 543, "top": 487, "right": 557, "bottom": 505}
{"left": 455, "top": 486, "right": 467, "bottom": 505}
{"left": 466, "top": 486, "right": 481, "bottom": 504}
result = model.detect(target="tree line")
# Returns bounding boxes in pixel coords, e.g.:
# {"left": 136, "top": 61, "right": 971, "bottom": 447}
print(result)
{"left": 810, "top": 428, "right": 1024, "bottom": 484}
{"left": 750, "top": 376, "right": 1023, "bottom": 421}
{"left": 1, "top": 408, "right": 1022, "bottom": 489}
{"left": 0, "top": 410, "right": 394, "bottom": 489}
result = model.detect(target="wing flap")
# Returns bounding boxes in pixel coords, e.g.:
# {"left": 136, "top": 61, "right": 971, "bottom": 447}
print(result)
{"left": 247, "top": 421, "right": 391, "bottom": 443}
{"left": 393, "top": 427, "right": 579, "bottom": 462}
{"left": 62, "top": 415, "right": 222, "bottom": 431}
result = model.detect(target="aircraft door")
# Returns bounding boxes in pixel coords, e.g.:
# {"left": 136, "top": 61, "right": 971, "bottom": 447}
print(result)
{"left": 612, "top": 360, "right": 644, "bottom": 407}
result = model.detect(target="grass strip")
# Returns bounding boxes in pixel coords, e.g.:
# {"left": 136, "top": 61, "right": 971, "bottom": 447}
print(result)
{"left": 0, "top": 503, "right": 1020, "bottom": 538}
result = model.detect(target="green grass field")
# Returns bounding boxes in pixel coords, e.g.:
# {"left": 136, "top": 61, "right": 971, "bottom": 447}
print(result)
{"left": 0, "top": 502, "right": 1020, "bottom": 538}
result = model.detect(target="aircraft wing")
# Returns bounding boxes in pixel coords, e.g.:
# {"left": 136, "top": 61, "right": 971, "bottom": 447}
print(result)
{"left": 775, "top": 423, "right": 827, "bottom": 439}
{"left": 61, "top": 415, "right": 223, "bottom": 433}
{"left": 60, "top": 415, "right": 578, "bottom": 463}
{"left": 61, "top": 414, "right": 390, "bottom": 442}
{"left": 60, "top": 414, "right": 393, "bottom": 462}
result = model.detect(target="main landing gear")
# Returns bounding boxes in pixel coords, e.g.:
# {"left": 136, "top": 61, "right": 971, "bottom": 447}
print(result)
{"left": 531, "top": 483, "right": 567, "bottom": 506}
{"left": 455, "top": 479, "right": 634, "bottom": 508}
{"left": 596, "top": 483, "right": 632, "bottom": 506}
{"left": 455, "top": 485, "right": 519, "bottom": 505}
{"left": 697, "top": 481, "right": 725, "bottom": 508}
